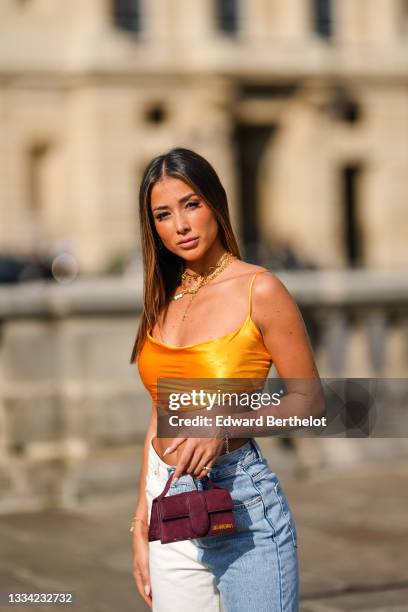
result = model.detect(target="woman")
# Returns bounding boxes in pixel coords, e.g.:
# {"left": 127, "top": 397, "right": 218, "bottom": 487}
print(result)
{"left": 130, "top": 148, "right": 321, "bottom": 612}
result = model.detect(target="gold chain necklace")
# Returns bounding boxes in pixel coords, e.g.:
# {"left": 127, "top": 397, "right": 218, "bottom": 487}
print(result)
{"left": 172, "top": 252, "right": 235, "bottom": 322}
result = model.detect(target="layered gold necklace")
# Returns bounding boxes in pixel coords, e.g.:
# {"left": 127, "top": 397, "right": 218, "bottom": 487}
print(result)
{"left": 172, "top": 251, "right": 235, "bottom": 322}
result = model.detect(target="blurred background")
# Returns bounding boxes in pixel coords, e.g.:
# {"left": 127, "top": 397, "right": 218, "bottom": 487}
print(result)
{"left": 0, "top": 1, "right": 408, "bottom": 610}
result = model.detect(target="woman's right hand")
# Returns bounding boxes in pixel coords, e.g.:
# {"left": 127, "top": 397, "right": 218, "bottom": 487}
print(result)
{"left": 131, "top": 523, "right": 152, "bottom": 608}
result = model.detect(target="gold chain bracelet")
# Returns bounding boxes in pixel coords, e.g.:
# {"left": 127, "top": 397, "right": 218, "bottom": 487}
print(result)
{"left": 130, "top": 516, "right": 148, "bottom": 532}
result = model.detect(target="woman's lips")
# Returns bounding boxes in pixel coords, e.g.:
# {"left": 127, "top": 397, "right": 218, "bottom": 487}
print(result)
{"left": 177, "top": 237, "right": 199, "bottom": 250}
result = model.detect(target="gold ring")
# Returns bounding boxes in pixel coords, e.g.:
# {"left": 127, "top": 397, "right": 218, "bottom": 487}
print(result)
{"left": 202, "top": 466, "right": 211, "bottom": 471}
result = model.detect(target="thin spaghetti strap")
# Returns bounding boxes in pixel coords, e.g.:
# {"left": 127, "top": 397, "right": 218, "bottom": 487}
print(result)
{"left": 247, "top": 271, "right": 265, "bottom": 317}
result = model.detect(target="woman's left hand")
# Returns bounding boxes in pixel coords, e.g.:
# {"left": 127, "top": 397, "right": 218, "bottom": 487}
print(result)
{"left": 164, "top": 437, "right": 225, "bottom": 482}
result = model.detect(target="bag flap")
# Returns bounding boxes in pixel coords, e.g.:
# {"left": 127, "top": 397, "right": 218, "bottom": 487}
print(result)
{"left": 161, "top": 493, "right": 189, "bottom": 520}
{"left": 159, "top": 487, "right": 233, "bottom": 526}
{"left": 205, "top": 488, "right": 234, "bottom": 513}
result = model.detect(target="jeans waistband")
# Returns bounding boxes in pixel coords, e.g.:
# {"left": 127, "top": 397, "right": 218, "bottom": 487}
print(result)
{"left": 148, "top": 435, "right": 176, "bottom": 482}
{"left": 209, "top": 438, "right": 263, "bottom": 478}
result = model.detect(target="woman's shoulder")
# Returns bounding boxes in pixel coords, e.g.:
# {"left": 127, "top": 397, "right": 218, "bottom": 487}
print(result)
{"left": 222, "top": 260, "right": 287, "bottom": 300}
{"left": 231, "top": 260, "right": 279, "bottom": 287}
{"left": 250, "top": 268, "right": 298, "bottom": 325}
{"left": 227, "top": 261, "right": 290, "bottom": 304}
{"left": 230, "top": 259, "right": 268, "bottom": 277}
{"left": 229, "top": 260, "right": 290, "bottom": 300}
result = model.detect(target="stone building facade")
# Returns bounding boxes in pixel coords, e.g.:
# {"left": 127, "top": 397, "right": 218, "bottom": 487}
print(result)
{"left": 0, "top": 0, "right": 407, "bottom": 272}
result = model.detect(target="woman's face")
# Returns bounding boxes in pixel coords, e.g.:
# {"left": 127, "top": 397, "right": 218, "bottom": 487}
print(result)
{"left": 150, "top": 176, "right": 220, "bottom": 261}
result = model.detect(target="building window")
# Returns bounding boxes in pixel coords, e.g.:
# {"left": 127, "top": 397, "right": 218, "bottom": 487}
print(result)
{"left": 341, "top": 165, "right": 363, "bottom": 267}
{"left": 215, "top": 0, "right": 239, "bottom": 35}
{"left": 113, "top": 0, "right": 141, "bottom": 34}
{"left": 144, "top": 103, "right": 167, "bottom": 125}
{"left": 28, "top": 143, "right": 50, "bottom": 214}
{"left": 234, "top": 123, "right": 275, "bottom": 264}
{"left": 312, "top": 0, "right": 333, "bottom": 39}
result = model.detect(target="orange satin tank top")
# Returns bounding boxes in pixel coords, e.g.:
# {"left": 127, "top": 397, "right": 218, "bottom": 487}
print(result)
{"left": 137, "top": 271, "right": 273, "bottom": 406}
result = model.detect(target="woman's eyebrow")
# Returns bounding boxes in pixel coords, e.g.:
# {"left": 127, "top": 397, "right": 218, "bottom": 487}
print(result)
{"left": 152, "top": 204, "right": 169, "bottom": 212}
{"left": 152, "top": 192, "right": 197, "bottom": 212}
{"left": 178, "top": 192, "right": 196, "bottom": 203}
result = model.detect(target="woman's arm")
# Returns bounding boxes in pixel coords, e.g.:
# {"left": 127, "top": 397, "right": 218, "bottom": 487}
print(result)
{"left": 131, "top": 403, "right": 157, "bottom": 609}
{"left": 244, "top": 270, "right": 325, "bottom": 423}
{"left": 254, "top": 271, "right": 319, "bottom": 379}
{"left": 133, "top": 404, "right": 157, "bottom": 522}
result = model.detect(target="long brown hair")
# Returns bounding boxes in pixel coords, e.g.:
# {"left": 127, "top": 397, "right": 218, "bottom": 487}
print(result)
{"left": 129, "top": 148, "right": 241, "bottom": 364}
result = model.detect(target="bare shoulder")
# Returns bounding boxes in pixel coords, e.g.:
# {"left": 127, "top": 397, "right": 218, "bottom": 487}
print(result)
{"left": 251, "top": 270, "right": 300, "bottom": 331}
{"left": 229, "top": 259, "right": 268, "bottom": 278}
{"left": 229, "top": 262, "right": 290, "bottom": 303}
{"left": 249, "top": 269, "right": 318, "bottom": 377}
{"left": 252, "top": 270, "right": 291, "bottom": 301}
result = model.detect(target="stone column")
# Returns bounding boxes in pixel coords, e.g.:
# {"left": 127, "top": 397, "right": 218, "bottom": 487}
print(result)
{"left": 278, "top": 0, "right": 311, "bottom": 40}
{"left": 173, "top": 0, "right": 215, "bottom": 41}
{"left": 365, "top": 0, "right": 401, "bottom": 44}
{"left": 335, "top": 0, "right": 399, "bottom": 44}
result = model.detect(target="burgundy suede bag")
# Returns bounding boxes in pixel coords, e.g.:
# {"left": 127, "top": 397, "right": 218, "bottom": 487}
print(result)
{"left": 148, "top": 473, "right": 237, "bottom": 544}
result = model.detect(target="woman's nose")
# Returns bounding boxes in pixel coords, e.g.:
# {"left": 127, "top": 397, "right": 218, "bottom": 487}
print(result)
{"left": 174, "top": 212, "right": 191, "bottom": 234}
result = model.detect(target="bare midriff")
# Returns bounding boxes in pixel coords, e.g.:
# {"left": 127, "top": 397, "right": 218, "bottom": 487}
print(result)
{"left": 152, "top": 436, "right": 251, "bottom": 466}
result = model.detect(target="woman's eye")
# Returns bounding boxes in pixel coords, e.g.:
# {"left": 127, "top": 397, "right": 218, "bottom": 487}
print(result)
{"left": 155, "top": 201, "right": 200, "bottom": 220}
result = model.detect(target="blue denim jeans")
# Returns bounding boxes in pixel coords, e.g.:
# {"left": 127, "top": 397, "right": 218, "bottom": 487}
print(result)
{"left": 161, "top": 439, "right": 299, "bottom": 612}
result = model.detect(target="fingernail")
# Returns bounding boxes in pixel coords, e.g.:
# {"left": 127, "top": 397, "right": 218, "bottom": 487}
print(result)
{"left": 163, "top": 448, "right": 170, "bottom": 456}
{"left": 144, "top": 585, "right": 150, "bottom": 596}
{"left": 173, "top": 476, "right": 178, "bottom": 484}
